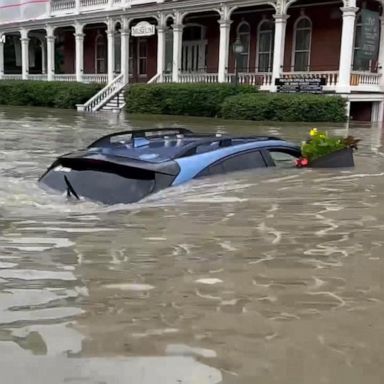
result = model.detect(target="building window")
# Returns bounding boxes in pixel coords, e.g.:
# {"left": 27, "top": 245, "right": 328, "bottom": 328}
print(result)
{"left": 293, "top": 16, "right": 312, "bottom": 71}
{"left": 257, "top": 20, "right": 274, "bottom": 72}
{"left": 353, "top": 13, "right": 371, "bottom": 71}
{"left": 95, "top": 33, "right": 107, "bottom": 74}
{"left": 237, "top": 21, "right": 250, "bottom": 72}
{"left": 137, "top": 38, "right": 148, "bottom": 75}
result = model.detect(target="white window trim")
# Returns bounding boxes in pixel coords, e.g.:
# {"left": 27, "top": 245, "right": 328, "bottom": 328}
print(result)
{"left": 256, "top": 19, "right": 274, "bottom": 73}
{"left": 291, "top": 15, "right": 312, "bottom": 72}
{"left": 236, "top": 21, "right": 251, "bottom": 73}
{"left": 95, "top": 32, "right": 107, "bottom": 74}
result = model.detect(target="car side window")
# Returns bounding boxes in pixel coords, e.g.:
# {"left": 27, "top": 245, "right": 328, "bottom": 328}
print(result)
{"left": 268, "top": 150, "right": 299, "bottom": 168}
{"left": 197, "top": 150, "right": 266, "bottom": 178}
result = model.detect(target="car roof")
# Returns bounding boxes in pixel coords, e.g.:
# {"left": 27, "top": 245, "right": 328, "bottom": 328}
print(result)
{"left": 86, "top": 128, "right": 299, "bottom": 164}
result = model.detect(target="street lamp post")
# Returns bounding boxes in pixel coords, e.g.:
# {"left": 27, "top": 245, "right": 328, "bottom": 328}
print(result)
{"left": 232, "top": 37, "right": 244, "bottom": 86}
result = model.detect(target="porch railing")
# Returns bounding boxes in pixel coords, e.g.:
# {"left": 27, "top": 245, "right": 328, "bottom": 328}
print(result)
{"left": 179, "top": 72, "right": 218, "bottom": 83}
{"left": 83, "top": 74, "right": 108, "bottom": 83}
{"left": 350, "top": 71, "right": 381, "bottom": 86}
{"left": 2, "top": 74, "right": 23, "bottom": 80}
{"left": 226, "top": 72, "right": 272, "bottom": 87}
{"left": 28, "top": 74, "right": 48, "bottom": 81}
{"left": 53, "top": 74, "right": 77, "bottom": 82}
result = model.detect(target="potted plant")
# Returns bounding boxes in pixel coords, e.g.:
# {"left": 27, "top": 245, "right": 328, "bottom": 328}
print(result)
{"left": 296, "top": 128, "right": 359, "bottom": 168}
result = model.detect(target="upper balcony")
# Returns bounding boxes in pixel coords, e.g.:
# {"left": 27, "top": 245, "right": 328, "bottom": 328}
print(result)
{"left": 0, "top": 0, "right": 164, "bottom": 27}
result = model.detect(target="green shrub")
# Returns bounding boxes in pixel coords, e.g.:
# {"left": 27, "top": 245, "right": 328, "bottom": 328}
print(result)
{"left": 219, "top": 93, "right": 347, "bottom": 122}
{"left": 0, "top": 81, "right": 103, "bottom": 109}
{"left": 125, "top": 83, "right": 258, "bottom": 117}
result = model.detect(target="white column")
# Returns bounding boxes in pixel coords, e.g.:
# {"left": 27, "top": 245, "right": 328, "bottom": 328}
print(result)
{"left": 121, "top": 30, "right": 130, "bottom": 83}
{"left": 157, "top": 25, "right": 166, "bottom": 81}
{"left": 218, "top": 19, "right": 231, "bottom": 83}
{"left": 336, "top": 7, "right": 359, "bottom": 93}
{"left": 271, "top": 14, "right": 289, "bottom": 91}
{"left": 41, "top": 39, "right": 46, "bottom": 74}
{"left": 75, "top": 23, "right": 84, "bottom": 82}
{"left": 46, "top": 27, "right": 55, "bottom": 81}
{"left": 121, "top": 17, "right": 130, "bottom": 83}
{"left": 20, "top": 29, "right": 29, "bottom": 80}
{"left": 172, "top": 24, "right": 183, "bottom": 82}
{"left": 0, "top": 34, "right": 4, "bottom": 80}
{"left": 107, "top": 29, "right": 115, "bottom": 83}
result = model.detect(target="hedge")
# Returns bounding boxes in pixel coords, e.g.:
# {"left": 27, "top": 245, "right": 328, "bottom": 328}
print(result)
{"left": 0, "top": 81, "right": 103, "bottom": 109}
{"left": 219, "top": 93, "right": 347, "bottom": 122}
{"left": 125, "top": 83, "right": 258, "bottom": 117}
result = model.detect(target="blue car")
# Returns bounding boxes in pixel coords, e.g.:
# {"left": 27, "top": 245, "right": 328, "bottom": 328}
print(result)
{"left": 38, "top": 128, "right": 301, "bottom": 205}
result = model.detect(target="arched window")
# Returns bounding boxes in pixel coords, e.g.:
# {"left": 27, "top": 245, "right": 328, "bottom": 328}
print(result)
{"left": 293, "top": 16, "right": 312, "bottom": 71}
{"left": 257, "top": 20, "right": 274, "bottom": 72}
{"left": 95, "top": 33, "right": 107, "bottom": 73}
{"left": 353, "top": 13, "right": 373, "bottom": 71}
{"left": 237, "top": 22, "right": 250, "bottom": 72}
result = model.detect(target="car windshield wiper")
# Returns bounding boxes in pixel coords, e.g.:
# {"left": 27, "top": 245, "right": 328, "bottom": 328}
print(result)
{"left": 64, "top": 175, "right": 80, "bottom": 200}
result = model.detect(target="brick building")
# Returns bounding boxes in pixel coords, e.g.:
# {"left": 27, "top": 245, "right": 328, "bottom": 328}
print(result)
{"left": 0, "top": 0, "right": 383, "bottom": 118}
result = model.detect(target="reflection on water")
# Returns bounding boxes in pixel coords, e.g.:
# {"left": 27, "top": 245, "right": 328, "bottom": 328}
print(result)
{"left": 1, "top": 106, "right": 384, "bottom": 383}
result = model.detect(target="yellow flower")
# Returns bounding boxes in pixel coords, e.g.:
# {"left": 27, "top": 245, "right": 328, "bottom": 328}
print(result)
{"left": 309, "top": 128, "right": 318, "bottom": 137}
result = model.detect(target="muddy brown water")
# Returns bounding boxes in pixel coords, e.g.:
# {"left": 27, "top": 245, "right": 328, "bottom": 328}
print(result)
{"left": 1, "top": 106, "right": 384, "bottom": 384}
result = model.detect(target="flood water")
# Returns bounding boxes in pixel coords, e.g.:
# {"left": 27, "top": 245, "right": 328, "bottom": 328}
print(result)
{"left": 1, "top": 106, "right": 384, "bottom": 384}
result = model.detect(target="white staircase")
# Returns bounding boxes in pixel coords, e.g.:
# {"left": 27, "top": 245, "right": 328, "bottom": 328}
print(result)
{"left": 100, "top": 91, "right": 125, "bottom": 111}
{"left": 77, "top": 73, "right": 126, "bottom": 112}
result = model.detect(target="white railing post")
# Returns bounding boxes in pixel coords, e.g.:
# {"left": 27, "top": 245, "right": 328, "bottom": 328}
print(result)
{"left": 172, "top": 12, "right": 183, "bottom": 82}
{"left": 75, "top": 0, "right": 81, "bottom": 14}
{"left": 0, "top": 34, "right": 4, "bottom": 80}
{"left": 46, "top": 25, "right": 55, "bottom": 81}
{"left": 20, "top": 28, "right": 29, "bottom": 80}
{"left": 107, "top": 18, "right": 115, "bottom": 83}
{"left": 336, "top": 5, "right": 358, "bottom": 93}
{"left": 157, "top": 13, "right": 166, "bottom": 82}
{"left": 74, "top": 22, "right": 84, "bottom": 82}
{"left": 272, "top": 14, "right": 289, "bottom": 92}
{"left": 121, "top": 17, "right": 130, "bottom": 84}
{"left": 218, "top": 6, "right": 232, "bottom": 83}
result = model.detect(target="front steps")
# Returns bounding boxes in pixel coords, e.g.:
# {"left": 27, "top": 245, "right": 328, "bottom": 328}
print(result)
{"left": 100, "top": 91, "right": 125, "bottom": 112}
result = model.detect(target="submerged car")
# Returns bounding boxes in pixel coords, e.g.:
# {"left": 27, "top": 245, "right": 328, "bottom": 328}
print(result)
{"left": 38, "top": 128, "right": 301, "bottom": 205}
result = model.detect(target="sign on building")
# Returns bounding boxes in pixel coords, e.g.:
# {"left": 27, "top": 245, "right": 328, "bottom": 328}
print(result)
{"left": 131, "top": 21, "right": 155, "bottom": 37}
{"left": 275, "top": 78, "right": 326, "bottom": 93}
{"left": 357, "top": 9, "right": 380, "bottom": 60}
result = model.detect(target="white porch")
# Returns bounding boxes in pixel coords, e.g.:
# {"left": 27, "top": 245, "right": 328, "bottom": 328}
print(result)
{"left": 3, "top": 70, "right": 382, "bottom": 94}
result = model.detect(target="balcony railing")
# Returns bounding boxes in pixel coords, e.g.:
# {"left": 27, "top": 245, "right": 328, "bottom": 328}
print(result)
{"left": 50, "top": 0, "right": 163, "bottom": 16}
